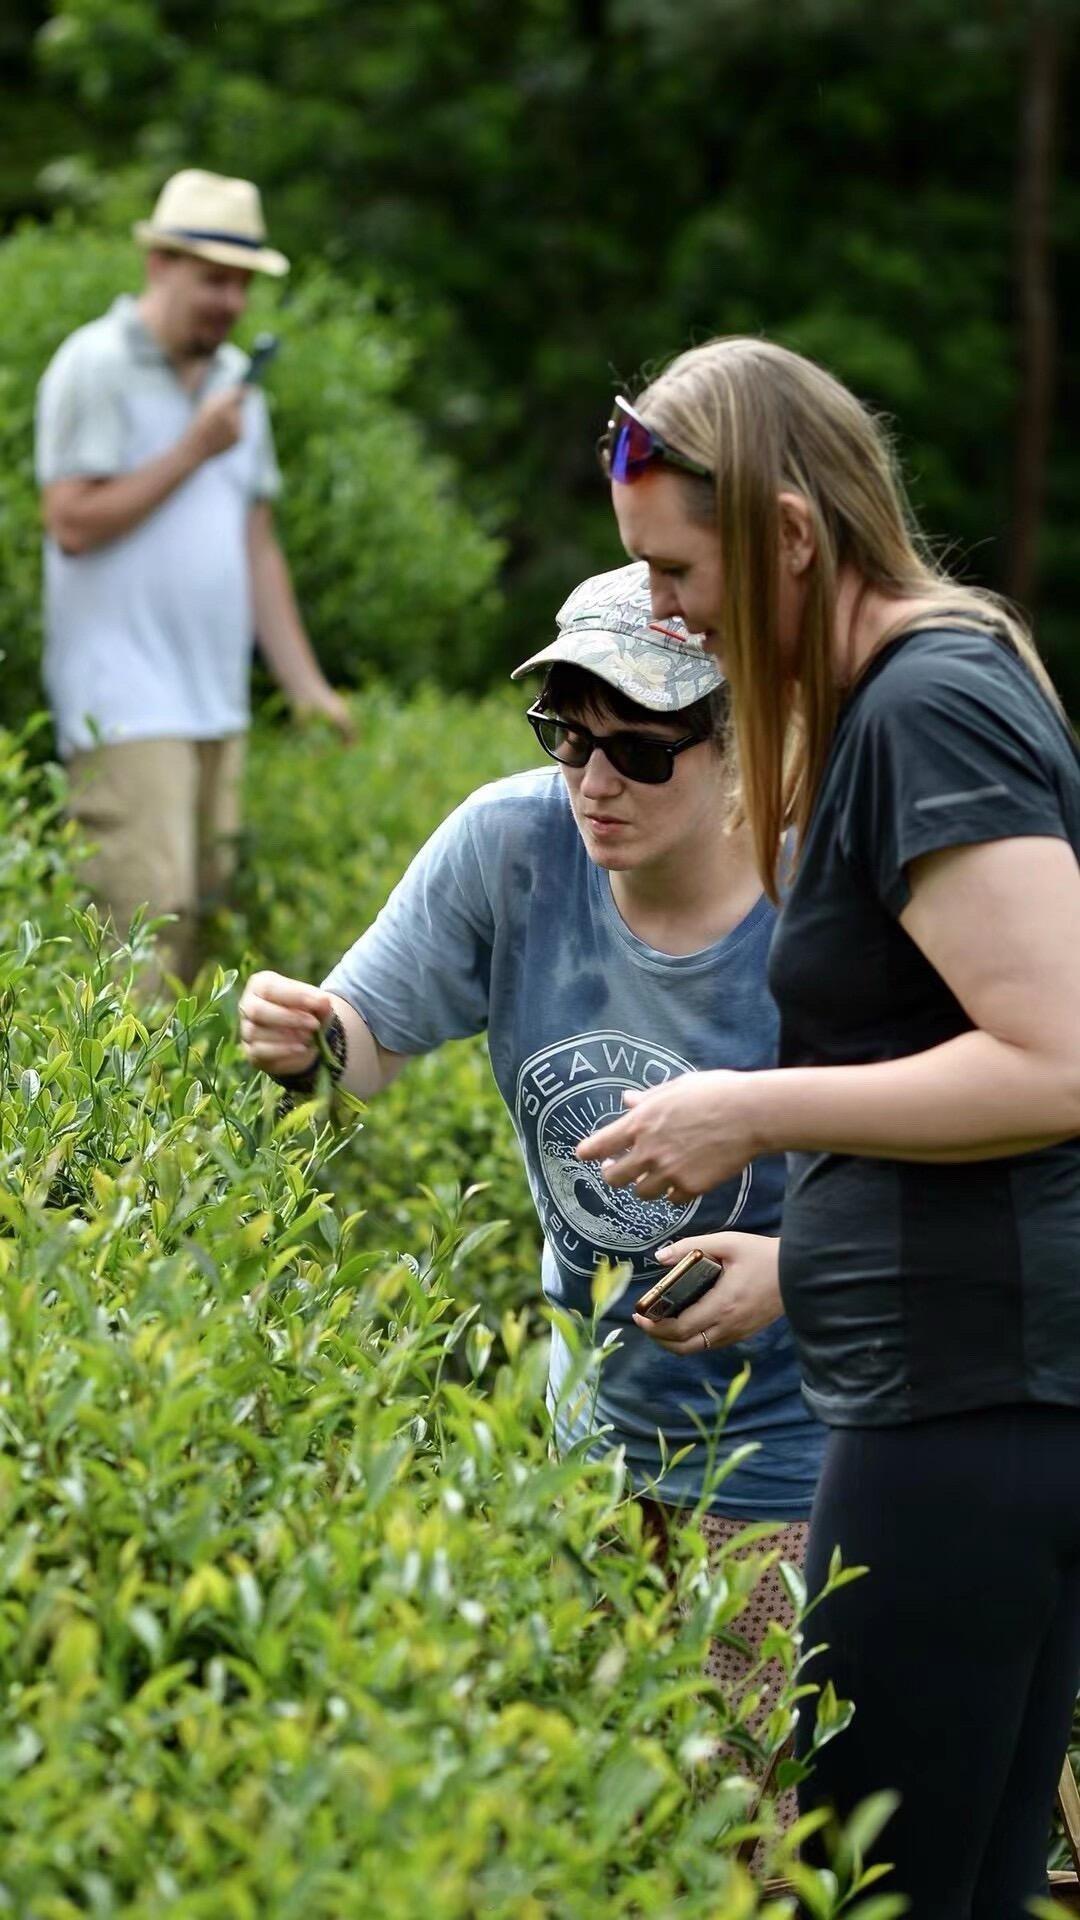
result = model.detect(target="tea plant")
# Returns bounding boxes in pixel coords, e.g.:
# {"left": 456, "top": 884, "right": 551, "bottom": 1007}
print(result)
{"left": 0, "top": 724, "right": 911, "bottom": 1916}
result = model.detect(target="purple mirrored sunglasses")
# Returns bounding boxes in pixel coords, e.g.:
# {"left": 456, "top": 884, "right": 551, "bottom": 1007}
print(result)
{"left": 599, "top": 394, "right": 712, "bottom": 484}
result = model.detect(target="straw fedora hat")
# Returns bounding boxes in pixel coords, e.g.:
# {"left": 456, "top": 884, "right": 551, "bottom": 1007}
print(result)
{"left": 133, "top": 169, "right": 289, "bottom": 277}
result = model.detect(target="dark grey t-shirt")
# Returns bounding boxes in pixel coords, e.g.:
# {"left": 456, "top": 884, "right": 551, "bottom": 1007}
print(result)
{"left": 768, "top": 625, "right": 1080, "bottom": 1427}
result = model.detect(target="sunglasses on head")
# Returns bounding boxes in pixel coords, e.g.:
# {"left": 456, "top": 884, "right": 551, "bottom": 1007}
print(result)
{"left": 526, "top": 702, "right": 701, "bottom": 785}
{"left": 598, "top": 394, "right": 713, "bottom": 484}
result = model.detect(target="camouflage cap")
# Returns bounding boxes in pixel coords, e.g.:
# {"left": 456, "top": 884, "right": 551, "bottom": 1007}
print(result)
{"left": 510, "top": 561, "right": 723, "bottom": 712}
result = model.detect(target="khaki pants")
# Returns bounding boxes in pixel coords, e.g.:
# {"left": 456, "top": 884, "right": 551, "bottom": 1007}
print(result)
{"left": 66, "top": 734, "right": 246, "bottom": 984}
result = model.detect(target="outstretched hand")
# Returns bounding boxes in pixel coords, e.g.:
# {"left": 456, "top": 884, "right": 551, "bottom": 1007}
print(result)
{"left": 575, "top": 1069, "right": 765, "bottom": 1202}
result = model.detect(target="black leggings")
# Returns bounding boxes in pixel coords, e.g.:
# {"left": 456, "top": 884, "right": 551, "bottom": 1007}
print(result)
{"left": 795, "top": 1403, "right": 1080, "bottom": 1920}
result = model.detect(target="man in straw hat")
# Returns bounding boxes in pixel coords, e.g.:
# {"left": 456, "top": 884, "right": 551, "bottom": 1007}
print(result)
{"left": 35, "top": 168, "right": 352, "bottom": 984}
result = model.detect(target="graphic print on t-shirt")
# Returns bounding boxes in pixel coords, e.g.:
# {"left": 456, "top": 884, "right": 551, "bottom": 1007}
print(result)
{"left": 516, "top": 1030, "right": 751, "bottom": 1279}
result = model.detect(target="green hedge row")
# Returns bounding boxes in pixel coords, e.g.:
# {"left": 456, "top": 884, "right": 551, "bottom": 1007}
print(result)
{"left": 0, "top": 711, "right": 906, "bottom": 1916}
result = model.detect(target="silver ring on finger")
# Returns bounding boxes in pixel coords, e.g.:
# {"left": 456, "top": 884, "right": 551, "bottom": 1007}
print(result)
{"left": 700, "top": 1328, "right": 711, "bottom": 1351}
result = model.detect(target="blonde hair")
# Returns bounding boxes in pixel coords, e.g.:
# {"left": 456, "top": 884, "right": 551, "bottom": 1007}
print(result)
{"left": 634, "top": 337, "right": 1060, "bottom": 898}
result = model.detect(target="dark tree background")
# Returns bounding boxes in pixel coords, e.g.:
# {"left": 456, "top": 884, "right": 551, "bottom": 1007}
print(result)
{"left": 2, "top": 0, "right": 1079, "bottom": 702}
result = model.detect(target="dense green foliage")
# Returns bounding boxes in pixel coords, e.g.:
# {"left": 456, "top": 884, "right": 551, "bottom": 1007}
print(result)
{"left": 0, "top": 709, "right": 919, "bottom": 1916}
{"left": 1, "top": 0, "right": 1079, "bottom": 1890}
{"left": 230, "top": 686, "right": 544, "bottom": 1320}
{"left": 3, "top": 1, "right": 1079, "bottom": 703}
{"left": 0, "top": 222, "right": 503, "bottom": 729}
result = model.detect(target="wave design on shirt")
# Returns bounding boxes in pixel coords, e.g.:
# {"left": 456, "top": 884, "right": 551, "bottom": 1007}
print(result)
{"left": 516, "top": 1029, "right": 751, "bottom": 1280}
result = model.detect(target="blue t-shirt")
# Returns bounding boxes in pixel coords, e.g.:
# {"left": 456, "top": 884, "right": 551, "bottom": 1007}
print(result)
{"left": 324, "top": 768, "right": 823, "bottom": 1517}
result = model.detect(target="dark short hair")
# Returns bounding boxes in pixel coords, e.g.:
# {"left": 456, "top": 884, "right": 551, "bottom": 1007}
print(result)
{"left": 538, "top": 662, "right": 730, "bottom": 745}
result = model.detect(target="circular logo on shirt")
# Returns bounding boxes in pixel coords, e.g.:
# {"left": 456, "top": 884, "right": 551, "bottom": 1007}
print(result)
{"left": 516, "top": 1031, "right": 751, "bottom": 1280}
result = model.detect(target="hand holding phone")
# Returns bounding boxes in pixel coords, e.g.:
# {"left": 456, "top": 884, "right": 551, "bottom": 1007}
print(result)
{"left": 635, "top": 1248, "right": 724, "bottom": 1321}
{"left": 243, "top": 332, "right": 280, "bottom": 384}
{"left": 634, "top": 1233, "right": 782, "bottom": 1355}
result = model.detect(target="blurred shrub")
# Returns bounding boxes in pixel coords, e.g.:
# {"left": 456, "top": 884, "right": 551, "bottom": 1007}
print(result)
{"left": 263, "top": 267, "right": 504, "bottom": 690}
{"left": 0, "top": 723, "right": 896, "bottom": 1917}
{"left": 0, "top": 217, "right": 504, "bottom": 731}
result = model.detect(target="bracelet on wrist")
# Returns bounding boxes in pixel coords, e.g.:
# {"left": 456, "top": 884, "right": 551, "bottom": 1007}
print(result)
{"left": 274, "top": 1010, "right": 347, "bottom": 1104}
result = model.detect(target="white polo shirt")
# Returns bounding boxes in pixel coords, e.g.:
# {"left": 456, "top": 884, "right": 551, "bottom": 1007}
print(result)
{"left": 35, "top": 295, "right": 282, "bottom": 757}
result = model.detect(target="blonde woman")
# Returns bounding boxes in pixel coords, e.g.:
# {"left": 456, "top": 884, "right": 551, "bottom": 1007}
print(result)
{"left": 579, "top": 342, "right": 1080, "bottom": 1919}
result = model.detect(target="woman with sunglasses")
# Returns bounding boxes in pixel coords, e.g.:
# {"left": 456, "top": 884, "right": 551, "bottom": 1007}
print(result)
{"left": 578, "top": 349, "right": 1080, "bottom": 1918}
{"left": 239, "top": 560, "right": 825, "bottom": 1748}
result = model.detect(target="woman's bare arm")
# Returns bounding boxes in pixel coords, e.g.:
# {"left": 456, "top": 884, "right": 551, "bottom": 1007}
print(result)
{"left": 577, "top": 836, "right": 1080, "bottom": 1198}
{"left": 238, "top": 970, "right": 408, "bottom": 1099}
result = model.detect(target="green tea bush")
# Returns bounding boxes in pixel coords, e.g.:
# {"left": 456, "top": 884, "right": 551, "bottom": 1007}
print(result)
{"left": 0, "top": 218, "right": 504, "bottom": 731}
{"left": 0, "top": 724, "right": 903, "bottom": 1917}
{"left": 229, "top": 684, "right": 543, "bottom": 1326}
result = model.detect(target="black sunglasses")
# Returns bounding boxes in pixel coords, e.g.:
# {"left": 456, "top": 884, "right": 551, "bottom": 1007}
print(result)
{"left": 526, "top": 702, "right": 701, "bottom": 786}
{"left": 598, "top": 394, "right": 713, "bottom": 484}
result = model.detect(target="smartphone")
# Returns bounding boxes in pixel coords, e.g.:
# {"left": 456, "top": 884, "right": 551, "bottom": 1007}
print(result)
{"left": 635, "top": 1249, "right": 724, "bottom": 1321}
{"left": 243, "top": 332, "right": 280, "bottom": 383}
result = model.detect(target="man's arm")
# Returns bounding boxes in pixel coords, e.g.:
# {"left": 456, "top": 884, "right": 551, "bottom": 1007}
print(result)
{"left": 247, "top": 503, "right": 353, "bottom": 738}
{"left": 238, "top": 972, "right": 407, "bottom": 1100}
{"left": 41, "top": 387, "right": 245, "bottom": 555}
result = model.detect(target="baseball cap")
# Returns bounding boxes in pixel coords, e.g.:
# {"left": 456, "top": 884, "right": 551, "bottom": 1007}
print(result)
{"left": 511, "top": 561, "right": 723, "bottom": 712}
